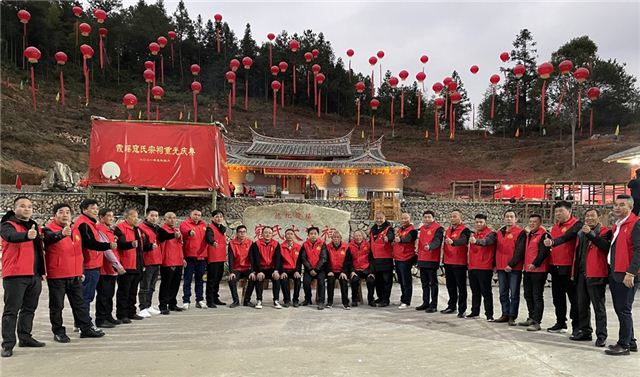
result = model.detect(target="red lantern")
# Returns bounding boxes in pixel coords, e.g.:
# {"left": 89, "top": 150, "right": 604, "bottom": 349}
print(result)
{"left": 191, "top": 81, "right": 202, "bottom": 122}
{"left": 94, "top": 9, "right": 107, "bottom": 23}
{"left": 214, "top": 15, "right": 223, "bottom": 55}
{"left": 470, "top": 65, "right": 479, "bottom": 74}
{"left": 559, "top": 60, "right": 573, "bottom": 75}
{"left": 18, "top": 10, "right": 31, "bottom": 69}
{"left": 574, "top": 67, "right": 590, "bottom": 134}
{"left": 312, "top": 49, "right": 319, "bottom": 58}
{"left": 242, "top": 57, "right": 253, "bottom": 69}
{"left": 447, "top": 81, "right": 457, "bottom": 91}
{"left": 144, "top": 60, "right": 154, "bottom": 70}
{"left": 98, "top": 28, "right": 108, "bottom": 70}
{"left": 17, "top": 9, "right": 30, "bottom": 23}
{"left": 226, "top": 71, "right": 236, "bottom": 83}
{"left": 443, "top": 77, "right": 453, "bottom": 86}
{"left": 143, "top": 69, "right": 155, "bottom": 119}
{"left": 149, "top": 42, "right": 160, "bottom": 55}
{"left": 434, "top": 97, "right": 445, "bottom": 140}
{"left": 191, "top": 81, "right": 202, "bottom": 94}
{"left": 23, "top": 46, "right": 40, "bottom": 110}
{"left": 490, "top": 74, "right": 500, "bottom": 85}
{"left": 500, "top": 52, "right": 509, "bottom": 62}
{"left": 278, "top": 61, "right": 288, "bottom": 73}
{"left": 435, "top": 98, "right": 445, "bottom": 108}
{"left": 144, "top": 69, "right": 155, "bottom": 83}
{"left": 123, "top": 93, "right": 137, "bottom": 109}
{"left": 388, "top": 77, "right": 399, "bottom": 132}
{"left": 267, "top": 33, "right": 275, "bottom": 41}
{"left": 98, "top": 28, "right": 108, "bottom": 37}
{"left": 230, "top": 59, "right": 240, "bottom": 72}
{"left": 151, "top": 86, "right": 164, "bottom": 99}
{"left": 346, "top": 49, "right": 354, "bottom": 57}
{"left": 79, "top": 44, "right": 94, "bottom": 106}
{"left": 420, "top": 55, "right": 429, "bottom": 64}
{"left": 289, "top": 40, "right": 300, "bottom": 52}
{"left": 72, "top": 6, "right": 83, "bottom": 17}
{"left": 489, "top": 74, "right": 501, "bottom": 120}
{"left": 376, "top": 53, "right": 384, "bottom": 87}
{"left": 80, "top": 44, "right": 94, "bottom": 59}
{"left": 587, "top": 86, "right": 600, "bottom": 137}
{"left": 370, "top": 98, "right": 381, "bottom": 137}
{"left": 376, "top": 50, "right": 385, "bottom": 59}
{"left": 55, "top": 51, "right": 68, "bottom": 106}
{"left": 226, "top": 71, "right": 237, "bottom": 109}
{"left": 190, "top": 64, "right": 200, "bottom": 76}
{"left": 537, "top": 62, "right": 553, "bottom": 79}
{"left": 271, "top": 80, "right": 281, "bottom": 128}
{"left": 398, "top": 70, "right": 410, "bottom": 117}
{"left": 79, "top": 23, "right": 92, "bottom": 37}
{"left": 214, "top": 13, "right": 222, "bottom": 22}
{"left": 450, "top": 92, "right": 461, "bottom": 104}
{"left": 355, "top": 82, "right": 365, "bottom": 93}
{"left": 513, "top": 64, "right": 526, "bottom": 78}
{"left": 398, "top": 70, "right": 409, "bottom": 81}
{"left": 368, "top": 56, "right": 378, "bottom": 96}
{"left": 370, "top": 99, "right": 380, "bottom": 110}
{"left": 355, "top": 82, "right": 365, "bottom": 127}
{"left": 157, "top": 36, "right": 167, "bottom": 48}
{"left": 537, "top": 62, "right": 554, "bottom": 127}
{"left": 304, "top": 52, "right": 313, "bottom": 62}
{"left": 388, "top": 76, "right": 399, "bottom": 88}
{"left": 449, "top": 91, "right": 462, "bottom": 139}
{"left": 432, "top": 82, "right": 444, "bottom": 93}
{"left": 55, "top": 51, "right": 67, "bottom": 65}
{"left": 368, "top": 56, "right": 378, "bottom": 66}
{"left": 311, "top": 64, "right": 321, "bottom": 74}
{"left": 416, "top": 72, "right": 426, "bottom": 83}
{"left": 168, "top": 31, "right": 177, "bottom": 40}
{"left": 270, "top": 65, "right": 279, "bottom": 76}
{"left": 415, "top": 72, "right": 427, "bottom": 118}
{"left": 574, "top": 67, "right": 589, "bottom": 83}
{"left": 316, "top": 73, "right": 325, "bottom": 84}
{"left": 271, "top": 81, "right": 281, "bottom": 91}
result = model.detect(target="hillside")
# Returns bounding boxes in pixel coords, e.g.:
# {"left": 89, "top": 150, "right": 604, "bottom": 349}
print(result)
{"left": 1, "top": 65, "right": 636, "bottom": 194}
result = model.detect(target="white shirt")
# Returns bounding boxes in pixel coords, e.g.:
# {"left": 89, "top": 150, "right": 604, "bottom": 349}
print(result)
{"left": 609, "top": 214, "right": 630, "bottom": 265}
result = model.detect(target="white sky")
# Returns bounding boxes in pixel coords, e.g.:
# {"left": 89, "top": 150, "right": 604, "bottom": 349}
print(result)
{"left": 116, "top": 0, "right": 639, "bottom": 106}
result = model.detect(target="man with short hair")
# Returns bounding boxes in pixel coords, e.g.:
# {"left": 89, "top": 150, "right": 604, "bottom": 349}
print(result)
{"left": 627, "top": 169, "right": 640, "bottom": 215}
{"left": 157, "top": 212, "right": 184, "bottom": 315}
{"left": 1, "top": 197, "right": 46, "bottom": 358}
{"left": 497, "top": 210, "right": 526, "bottom": 325}
{"left": 44, "top": 203, "right": 105, "bottom": 342}
{"left": 227, "top": 225, "right": 255, "bottom": 308}
{"left": 543, "top": 201, "right": 583, "bottom": 334}
{"left": 392, "top": 213, "right": 418, "bottom": 310}
{"left": 605, "top": 195, "right": 640, "bottom": 356}
{"left": 416, "top": 210, "right": 444, "bottom": 313}
{"left": 369, "top": 212, "right": 395, "bottom": 307}
{"left": 205, "top": 210, "right": 228, "bottom": 308}
{"left": 280, "top": 228, "right": 302, "bottom": 307}
{"left": 114, "top": 208, "right": 145, "bottom": 322}
{"left": 95, "top": 208, "right": 126, "bottom": 327}
{"left": 300, "top": 227, "right": 328, "bottom": 310}
{"left": 348, "top": 230, "right": 375, "bottom": 307}
{"left": 180, "top": 210, "right": 207, "bottom": 310}
{"left": 467, "top": 214, "right": 496, "bottom": 321}
{"left": 326, "top": 231, "right": 352, "bottom": 310}
{"left": 441, "top": 210, "right": 471, "bottom": 317}
{"left": 249, "top": 226, "right": 282, "bottom": 309}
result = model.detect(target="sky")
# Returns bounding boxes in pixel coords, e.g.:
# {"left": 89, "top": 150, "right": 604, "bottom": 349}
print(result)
{"left": 116, "top": 0, "right": 639, "bottom": 107}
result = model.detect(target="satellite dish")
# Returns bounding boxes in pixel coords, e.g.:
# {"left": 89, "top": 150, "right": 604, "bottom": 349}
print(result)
{"left": 101, "top": 161, "right": 121, "bottom": 180}
{"left": 331, "top": 175, "right": 341, "bottom": 185}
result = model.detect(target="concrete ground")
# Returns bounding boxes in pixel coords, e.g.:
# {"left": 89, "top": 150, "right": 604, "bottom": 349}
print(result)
{"left": 0, "top": 280, "right": 638, "bottom": 377}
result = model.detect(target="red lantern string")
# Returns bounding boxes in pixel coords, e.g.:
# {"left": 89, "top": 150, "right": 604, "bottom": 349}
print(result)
{"left": 540, "top": 80, "right": 547, "bottom": 127}
{"left": 400, "top": 89, "right": 405, "bottom": 119}
{"left": 228, "top": 90, "right": 232, "bottom": 121}
{"left": 216, "top": 29, "right": 221, "bottom": 54}
{"left": 30, "top": 65, "right": 36, "bottom": 110}
{"left": 155, "top": 104, "right": 160, "bottom": 120}
{"left": 160, "top": 55, "right": 164, "bottom": 85}
{"left": 317, "top": 87, "right": 321, "bottom": 118}
{"left": 293, "top": 65, "right": 296, "bottom": 95}
{"left": 170, "top": 42, "right": 175, "bottom": 69}
{"left": 146, "top": 82, "right": 151, "bottom": 120}
{"left": 577, "top": 87, "right": 583, "bottom": 136}
{"left": 451, "top": 108, "right": 456, "bottom": 140}
{"left": 434, "top": 108, "right": 439, "bottom": 141}
{"left": 589, "top": 108, "right": 594, "bottom": 137}
{"left": 555, "top": 81, "right": 567, "bottom": 116}
{"left": 307, "top": 71, "right": 310, "bottom": 98}
{"left": 390, "top": 96, "right": 394, "bottom": 135}
{"left": 417, "top": 90, "right": 422, "bottom": 119}
{"left": 515, "top": 81, "right": 520, "bottom": 114}
{"left": 356, "top": 98, "right": 360, "bottom": 127}
{"left": 99, "top": 35, "right": 104, "bottom": 69}
{"left": 23, "top": 24, "right": 27, "bottom": 69}
{"left": 245, "top": 79, "right": 249, "bottom": 111}
{"left": 281, "top": 80, "right": 285, "bottom": 108}
{"left": 83, "top": 57, "right": 90, "bottom": 106}
{"left": 59, "top": 70, "right": 65, "bottom": 106}
{"left": 372, "top": 114, "right": 376, "bottom": 139}
{"left": 490, "top": 86, "right": 496, "bottom": 119}
{"left": 371, "top": 68, "right": 375, "bottom": 97}
{"left": 193, "top": 91, "right": 198, "bottom": 122}
{"left": 314, "top": 73, "right": 318, "bottom": 106}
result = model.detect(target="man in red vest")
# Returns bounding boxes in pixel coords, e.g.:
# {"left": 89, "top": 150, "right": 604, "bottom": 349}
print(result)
{"left": 44, "top": 203, "right": 105, "bottom": 342}
{"left": 205, "top": 210, "right": 228, "bottom": 308}
{"left": 138, "top": 207, "right": 173, "bottom": 318}
{"left": 300, "top": 226, "right": 328, "bottom": 310}
{"left": 605, "top": 195, "right": 640, "bottom": 356}
{"left": 180, "top": 209, "right": 207, "bottom": 310}
{"left": 467, "top": 214, "right": 496, "bottom": 321}
{"left": 348, "top": 230, "right": 375, "bottom": 307}
{"left": 280, "top": 228, "right": 302, "bottom": 307}
{"left": 496, "top": 210, "right": 526, "bottom": 325}
{"left": 1, "top": 197, "right": 45, "bottom": 358}
{"left": 157, "top": 212, "right": 185, "bottom": 314}
{"left": 249, "top": 226, "right": 282, "bottom": 309}
{"left": 227, "top": 225, "right": 255, "bottom": 308}
{"left": 75, "top": 199, "right": 115, "bottom": 328}
{"left": 416, "top": 210, "right": 444, "bottom": 313}
{"left": 512, "top": 214, "right": 551, "bottom": 331}
{"left": 114, "top": 208, "right": 145, "bottom": 322}
{"left": 370, "top": 212, "right": 395, "bottom": 307}
{"left": 543, "top": 201, "right": 583, "bottom": 334}
{"left": 441, "top": 210, "right": 471, "bottom": 317}
{"left": 95, "top": 208, "right": 126, "bottom": 328}
{"left": 393, "top": 213, "right": 418, "bottom": 309}
{"left": 326, "top": 230, "right": 352, "bottom": 309}
{"left": 571, "top": 208, "right": 610, "bottom": 346}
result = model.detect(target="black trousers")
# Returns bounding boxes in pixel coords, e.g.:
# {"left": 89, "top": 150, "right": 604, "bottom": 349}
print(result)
{"left": 523, "top": 271, "right": 547, "bottom": 323}
{"left": 574, "top": 275, "right": 607, "bottom": 339}
{"left": 116, "top": 272, "right": 141, "bottom": 319}
{"left": 444, "top": 264, "right": 468, "bottom": 314}
{"left": 374, "top": 270, "right": 393, "bottom": 303}
{"left": 255, "top": 269, "right": 280, "bottom": 302}
{"left": 550, "top": 266, "right": 578, "bottom": 328}
{"left": 326, "top": 273, "right": 350, "bottom": 306}
{"left": 96, "top": 275, "right": 117, "bottom": 322}
{"left": 205, "top": 262, "right": 225, "bottom": 305}
{"left": 2, "top": 276, "right": 42, "bottom": 349}
{"left": 350, "top": 271, "right": 375, "bottom": 304}
{"left": 279, "top": 270, "right": 301, "bottom": 304}
{"left": 303, "top": 271, "right": 326, "bottom": 304}
{"left": 609, "top": 273, "right": 639, "bottom": 348}
{"left": 228, "top": 270, "right": 254, "bottom": 304}
{"left": 419, "top": 267, "right": 439, "bottom": 309}
{"left": 48, "top": 277, "right": 92, "bottom": 335}
{"left": 469, "top": 269, "right": 494, "bottom": 318}
{"left": 138, "top": 265, "right": 160, "bottom": 310}
{"left": 159, "top": 266, "right": 183, "bottom": 310}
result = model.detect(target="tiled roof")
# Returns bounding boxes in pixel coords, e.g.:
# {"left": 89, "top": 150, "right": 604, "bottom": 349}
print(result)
{"left": 603, "top": 146, "right": 640, "bottom": 163}
{"left": 244, "top": 128, "right": 353, "bottom": 157}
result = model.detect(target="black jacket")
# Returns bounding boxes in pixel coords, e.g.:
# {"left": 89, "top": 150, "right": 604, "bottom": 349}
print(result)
{"left": 1, "top": 211, "right": 45, "bottom": 276}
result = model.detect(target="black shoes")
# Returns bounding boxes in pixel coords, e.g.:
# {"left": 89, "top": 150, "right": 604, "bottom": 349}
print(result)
{"left": 595, "top": 338, "right": 606, "bottom": 348}
{"left": 160, "top": 309, "right": 170, "bottom": 315}
{"left": 214, "top": 300, "right": 226, "bottom": 306}
{"left": 376, "top": 301, "right": 389, "bottom": 307}
{"left": 630, "top": 343, "right": 638, "bottom": 352}
{"left": 169, "top": 306, "right": 184, "bottom": 312}
{"left": 457, "top": 312, "right": 466, "bottom": 318}
{"left": 415, "top": 304, "right": 428, "bottom": 311}
{"left": 54, "top": 334, "right": 71, "bottom": 343}
{"left": 120, "top": 317, "right": 132, "bottom": 324}
{"left": 317, "top": 304, "right": 325, "bottom": 310}
{"left": 206, "top": 302, "right": 217, "bottom": 309}
{"left": 440, "top": 308, "right": 455, "bottom": 314}
{"left": 570, "top": 331, "right": 593, "bottom": 341}
{"left": 131, "top": 315, "right": 144, "bottom": 320}
{"left": 229, "top": 301, "right": 240, "bottom": 308}
{"left": 107, "top": 317, "right": 122, "bottom": 325}
{"left": 351, "top": 302, "right": 358, "bottom": 308}
{"left": 425, "top": 307, "right": 437, "bottom": 313}
{"left": 1, "top": 347, "right": 12, "bottom": 358}
{"left": 605, "top": 344, "right": 630, "bottom": 356}
{"left": 547, "top": 323, "right": 567, "bottom": 333}
{"left": 368, "top": 301, "right": 376, "bottom": 307}
{"left": 508, "top": 317, "right": 517, "bottom": 326}
{"left": 96, "top": 321, "right": 115, "bottom": 329}
{"left": 494, "top": 315, "right": 509, "bottom": 323}
{"left": 243, "top": 301, "right": 255, "bottom": 308}
{"left": 518, "top": 318, "right": 534, "bottom": 327}
{"left": 292, "top": 300, "right": 300, "bottom": 308}
{"left": 80, "top": 328, "right": 105, "bottom": 338}
{"left": 18, "top": 338, "right": 45, "bottom": 348}
{"left": 466, "top": 313, "right": 480, "bottom": 319}
{"left": 301, "top": 300, "right": 311, "bottom": 306}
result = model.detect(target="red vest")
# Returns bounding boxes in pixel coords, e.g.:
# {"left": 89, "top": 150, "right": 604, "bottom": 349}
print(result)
{"left": 74, "top": 214, "right": 104, "bottom": 270}
{"left": 96, "top": 223, "right": 119, "bottom": 276}
{"left": 524, "top": 227, "right": 549, "bottom": 273}
{"left": 349, "top": 240, "right": 370, "bottom": 271}
{"left": 229, "top": 238, "right": 252, "bottom": 271}
{"left": 418, "top": 222, "right": 442, "bottom": 262}
{"left": 138, "top": 222, "right": 162, "bottom": 266}
{"left": 468, "top": 227, "right": 495, "bottom": 270}
{"left": 611, "top": 213, "right": 639, "bottom": 274}
{"left": 256, "top": 239, "right": 278, "bottom": 270}
{"left": 370, "top": 226, "right": 393, "bottom": 259}
{"left": 573, "top": 225, "right": 609, "bottom": 278}
{"left": 327, "top": 242, "right": 348, "bottom": 273}
{"left": 160, "top": 224, "right": 183, "bottom": 267}
{"left": 303, "top": 239, "right": 324, "bottom": 269}
{"left": 1, "top": 221, "right": 40, "bottom": 277}
{"left": 206, "top": 224, "right": 227, "bottom": 263}
{"left": 496, "top": 226, "right": 524, "bottom": 271}
{"left": 392, "top": 225, "right": 416, "bottom": 261}
{"left": 443, "top": 224, "right": 468, "bottom": 265}
{"left": 116, "top": 222, "right": 141, "bottom": 270}
{"left": 180, "top": 218, "right": 207, "bottom": 259}
{"left": 550, "top": 217, "right": 579, "bottom": 266}
{"left": 281, "top": 241, "right": 301, "bottom": 271}
{"left": 44, "top": 221, "right": 83, "bottom": 279}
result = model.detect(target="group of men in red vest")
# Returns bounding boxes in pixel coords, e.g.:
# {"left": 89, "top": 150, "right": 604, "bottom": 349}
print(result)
{"left": 2, "top": 195, "right": 639, "bottom": 358}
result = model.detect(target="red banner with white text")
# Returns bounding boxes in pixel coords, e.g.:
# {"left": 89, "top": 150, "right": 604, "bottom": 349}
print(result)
{"left": 88, "top": 119, "right": 229, "bottom": 195}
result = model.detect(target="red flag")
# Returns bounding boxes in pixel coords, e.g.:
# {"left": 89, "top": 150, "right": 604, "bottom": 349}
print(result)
{"left": 15, "top": 175, "right": 22, "bottom": 190}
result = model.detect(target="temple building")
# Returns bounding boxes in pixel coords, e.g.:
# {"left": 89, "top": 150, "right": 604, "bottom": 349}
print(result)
{"left": 225, "top": 129, "right": 410, "bottom": 200}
